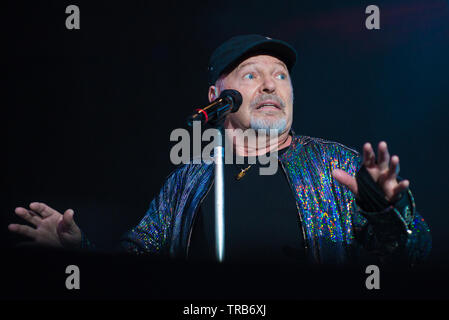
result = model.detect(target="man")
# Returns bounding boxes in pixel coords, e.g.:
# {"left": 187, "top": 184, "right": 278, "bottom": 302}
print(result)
{"left": 8, "top": 35, "right": 431, "bottom": 265}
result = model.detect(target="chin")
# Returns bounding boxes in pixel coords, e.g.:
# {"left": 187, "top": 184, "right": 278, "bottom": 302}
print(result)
{"left": 250, "top": 116, "right": 287, "bottom": 133}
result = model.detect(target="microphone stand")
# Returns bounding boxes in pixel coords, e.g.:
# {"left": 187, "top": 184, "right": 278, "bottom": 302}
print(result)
{"left": 188, "top": 91, "right": 243, "bottom": 263}
{"left": 213, "top": 124, "right": 225, "bottom": 263}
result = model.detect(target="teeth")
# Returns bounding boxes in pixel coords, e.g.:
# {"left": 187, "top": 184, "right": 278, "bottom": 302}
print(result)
{"left": 258, "top": 104, "right": 276, "bottom": 109}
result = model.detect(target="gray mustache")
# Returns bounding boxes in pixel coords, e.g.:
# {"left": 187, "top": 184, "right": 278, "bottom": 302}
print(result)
{"left": 249, "top": 94, "right": 286, "bottom": 110}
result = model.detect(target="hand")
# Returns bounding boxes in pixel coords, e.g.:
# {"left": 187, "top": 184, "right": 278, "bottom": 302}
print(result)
{"left": 332, "top": 141, "right": 410, "bottom": 203}
{"left": 8, "top": 202, "right": 82, "bottom": 249}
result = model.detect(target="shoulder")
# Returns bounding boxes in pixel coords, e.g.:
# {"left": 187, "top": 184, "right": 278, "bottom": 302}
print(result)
{"left": 286, "top": 135, "right": 362, "bottom": 172}
{"left": 293, "top": 135, "right": 360, "bottom": 157}
{"left": 165, "top": 160, "right": 214, "bottom": 186}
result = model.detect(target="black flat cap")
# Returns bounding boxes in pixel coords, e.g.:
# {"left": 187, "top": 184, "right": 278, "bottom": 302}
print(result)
{"left": 208, "top": 34, "right": 297, "bottom": 85}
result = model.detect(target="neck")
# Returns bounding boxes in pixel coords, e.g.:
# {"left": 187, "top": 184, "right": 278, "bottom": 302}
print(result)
{"left": 224, "top": 127, "right": 292, "bottom": 157}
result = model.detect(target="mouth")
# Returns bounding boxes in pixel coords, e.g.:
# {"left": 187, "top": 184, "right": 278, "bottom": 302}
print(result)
{"left": 255, "top": 100, "right": 282, "bottom": 111}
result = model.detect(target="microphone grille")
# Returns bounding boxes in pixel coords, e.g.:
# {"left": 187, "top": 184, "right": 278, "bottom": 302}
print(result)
{"left": 220, "top": 89, "right": 242, "bottom": 113}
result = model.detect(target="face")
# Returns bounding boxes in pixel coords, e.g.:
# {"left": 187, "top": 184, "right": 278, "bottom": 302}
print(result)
{"left": 209, "top": 54, "right": 294, "bottom": 134}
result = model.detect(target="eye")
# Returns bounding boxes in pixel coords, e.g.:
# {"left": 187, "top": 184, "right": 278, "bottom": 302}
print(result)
{"left": 243, "top": 73, "right": 255, "bottom": 80}
{"left": 276, "top": 73, "right": 286, "bottom": 80}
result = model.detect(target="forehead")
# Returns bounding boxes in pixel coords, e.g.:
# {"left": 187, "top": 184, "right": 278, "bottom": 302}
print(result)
{"left": 235, "top": 54, "right": 288, "bottom": 71}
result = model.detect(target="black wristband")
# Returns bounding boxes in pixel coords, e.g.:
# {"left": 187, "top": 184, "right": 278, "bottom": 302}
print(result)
{"left": 355, "top": 165, "right": 408, "bottom": 213}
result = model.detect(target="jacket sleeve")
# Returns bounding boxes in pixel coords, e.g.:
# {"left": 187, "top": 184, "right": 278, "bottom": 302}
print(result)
{"left": 353, "top": 190, "right": 431, "bottom": 265}
{"left": 349, "top": 155, "right": 432, "bottom": 265}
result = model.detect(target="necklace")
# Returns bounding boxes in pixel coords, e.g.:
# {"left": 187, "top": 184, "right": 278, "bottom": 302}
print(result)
{"left": 235, "top": 165, "right": 252, "bottom": 181}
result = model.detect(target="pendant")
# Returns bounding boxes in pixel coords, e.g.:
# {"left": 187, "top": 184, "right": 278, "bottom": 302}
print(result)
{"left": 235, "top": 165, "right": 252, "bottom": 181}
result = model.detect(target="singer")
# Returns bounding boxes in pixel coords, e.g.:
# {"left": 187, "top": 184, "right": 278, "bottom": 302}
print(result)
{"left": 9, "top": 35, "right": 431, "bottom": 265}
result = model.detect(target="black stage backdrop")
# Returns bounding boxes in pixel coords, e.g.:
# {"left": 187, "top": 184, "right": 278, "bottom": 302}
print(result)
{"left": 3, "top": 0, "right": 449, "bottom": 301}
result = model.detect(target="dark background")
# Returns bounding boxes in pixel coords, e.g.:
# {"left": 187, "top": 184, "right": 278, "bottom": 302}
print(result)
{"left": 3, "top": 0, "right": 449, "bottom": 300}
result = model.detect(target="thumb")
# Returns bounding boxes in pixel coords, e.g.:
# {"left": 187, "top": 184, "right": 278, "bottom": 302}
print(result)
{"left": 60, "top": 209, "right": 77, "bottom": 233}
{"left": 332, "top": 169, "right": 358, "bottom": 195}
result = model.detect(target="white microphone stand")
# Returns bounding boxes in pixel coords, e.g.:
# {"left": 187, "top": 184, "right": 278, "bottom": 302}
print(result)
{"left": 213, "top": 126, "right": 225, "bottom": 263}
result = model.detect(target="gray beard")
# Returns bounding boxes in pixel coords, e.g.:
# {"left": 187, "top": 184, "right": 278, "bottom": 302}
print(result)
{"left": 250, "top": 116, "right": 287, "bottom": 134}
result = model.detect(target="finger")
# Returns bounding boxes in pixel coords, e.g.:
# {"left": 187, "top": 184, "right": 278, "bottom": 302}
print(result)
{"left": 391, "top": 179, "right": 410, "bottom": 202}
{"left": 61, "top": 209, "right": 76, "bottom": 232}
{"left": 377, "top": 141, "right": 390, "bottom": 171}
{"left": 8, "top": 224, "right": 36, "bottom": 240}
{"left": 386, "top": 155, "right": 400, "bottom": 180}
{"left": 29, "top": 202, "right": 59, "bottom": 218}
{"left": 362, "top": 143, "right": 376, "bottom": 168}
{"left": 14, "top": 207, "right": 42, "bottom": 227}
{"left": 332, "top": 169, "right": 359, "bottom": 195}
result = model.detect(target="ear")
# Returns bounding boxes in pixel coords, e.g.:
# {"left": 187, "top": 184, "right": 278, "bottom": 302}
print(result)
{"left": 208, "top": 86, "right": 219, "bottom": 103}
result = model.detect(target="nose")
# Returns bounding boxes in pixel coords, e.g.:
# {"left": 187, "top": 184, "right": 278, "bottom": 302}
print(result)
{"left": 260, "top": 76, "right": 276, "bottom": 94}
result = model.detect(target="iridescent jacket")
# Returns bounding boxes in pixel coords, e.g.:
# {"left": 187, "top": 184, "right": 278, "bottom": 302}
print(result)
{"left": 108, "top": 135, "right": 431, "bottom": 265}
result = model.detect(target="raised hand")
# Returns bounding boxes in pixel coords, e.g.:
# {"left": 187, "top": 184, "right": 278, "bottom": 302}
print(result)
{"left": 332, "top": 141, "right": 410, "bottom": 203}
{"left": 8, "top": 202, "right": 82, "bottom": 249}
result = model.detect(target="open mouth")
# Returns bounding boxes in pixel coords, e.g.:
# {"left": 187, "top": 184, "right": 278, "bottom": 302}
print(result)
{"left": 256, "top": 101, "right": 282, "bottom": 110}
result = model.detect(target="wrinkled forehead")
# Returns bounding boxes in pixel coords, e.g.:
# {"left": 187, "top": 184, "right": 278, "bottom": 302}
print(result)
{"left": 234, "top": 54, "right": 289, "bottom": 73}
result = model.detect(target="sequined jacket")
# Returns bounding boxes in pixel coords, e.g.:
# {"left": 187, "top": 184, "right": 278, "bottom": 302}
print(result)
{"left": 98, "top": 135, "right": 431, "bottom": 265}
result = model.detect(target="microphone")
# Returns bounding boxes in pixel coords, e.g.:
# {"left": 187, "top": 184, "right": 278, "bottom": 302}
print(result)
{"left": 187, "top": 89, "right": 242, "bottom": 126}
